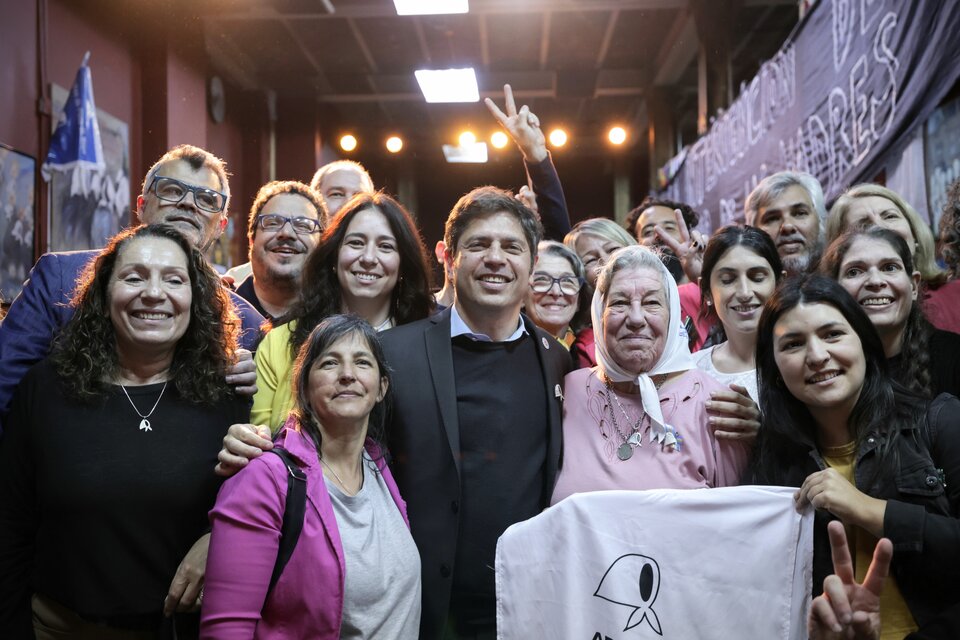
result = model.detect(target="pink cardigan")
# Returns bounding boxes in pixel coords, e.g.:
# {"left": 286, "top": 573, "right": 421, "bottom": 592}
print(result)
{"left": 200, "top": 421, "right": 410, "bottom": 639}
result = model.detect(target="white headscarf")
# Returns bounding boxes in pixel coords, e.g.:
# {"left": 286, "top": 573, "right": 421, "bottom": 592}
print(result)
{"left": 591, "top": 245, "right": 695, "bottom": 446}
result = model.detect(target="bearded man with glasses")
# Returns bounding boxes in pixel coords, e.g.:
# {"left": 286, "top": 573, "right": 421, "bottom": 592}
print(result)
{"left": 233, "top": 181, "right": 325, "bottom": 321}
{"left": 0, "top": 144, "right": 266, "bottom": 434}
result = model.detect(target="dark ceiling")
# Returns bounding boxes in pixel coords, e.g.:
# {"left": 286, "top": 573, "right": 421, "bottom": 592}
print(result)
{"left": 201, "top": 0, "right": 800, "bottom": 163}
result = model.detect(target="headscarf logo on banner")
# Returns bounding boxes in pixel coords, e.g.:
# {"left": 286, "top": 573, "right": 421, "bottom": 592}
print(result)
{"left": 594, "top": 553, "right": 663, "bottom": 635}
{"left": 496, "top": 486, "right": 813, "bottom": 640}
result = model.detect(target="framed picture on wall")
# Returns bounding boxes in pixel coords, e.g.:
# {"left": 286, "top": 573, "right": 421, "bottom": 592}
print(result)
{"left": 0, "top": 144, "right": 36, "bottom": 303}
{"left": 48, "top": 83, "right": 131, "bottom": 252}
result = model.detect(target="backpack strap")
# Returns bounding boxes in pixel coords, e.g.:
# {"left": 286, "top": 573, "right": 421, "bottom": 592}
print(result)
{"left": 266, "top": 447, "right": 307, "bottom": 597}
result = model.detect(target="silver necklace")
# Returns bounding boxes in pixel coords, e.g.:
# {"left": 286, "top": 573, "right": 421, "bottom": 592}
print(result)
{"left": 120, "top": 381, "right": 168, "bottom": 432}
{"left": 319, "top": 453, "right": 363, "bottom": 493}
{"left": 602, "top": 379, "right": 645, "bottom": 461}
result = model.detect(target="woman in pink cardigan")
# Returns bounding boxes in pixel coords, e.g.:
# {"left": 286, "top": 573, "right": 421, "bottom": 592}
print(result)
{"left": 201, "top": 315, "right": 421, "bottom": 639}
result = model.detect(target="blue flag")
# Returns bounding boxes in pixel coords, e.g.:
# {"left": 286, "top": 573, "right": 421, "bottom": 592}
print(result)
{"left": 42, "top": 52, "right": 104, "bottom": 183}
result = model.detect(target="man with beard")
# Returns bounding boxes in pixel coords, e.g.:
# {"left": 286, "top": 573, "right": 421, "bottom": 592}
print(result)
{"left": 625, "top": 196, "right": 700, "bottom": 284}
{"left": 744, "top": 171, "right": 827, "bottom": 275}
{"left": 234, "top": 181, "right": 324, "bottom": 321}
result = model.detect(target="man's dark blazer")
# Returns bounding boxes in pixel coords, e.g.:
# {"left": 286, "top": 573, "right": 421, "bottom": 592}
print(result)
{"left": 0, "top": 250, "right": 264, "bottom": 431}
{"left": 380, "top": 307, "right": 571, "bottom": 639}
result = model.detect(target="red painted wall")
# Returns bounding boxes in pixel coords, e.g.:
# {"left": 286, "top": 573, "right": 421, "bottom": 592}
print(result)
{"left": 0, "top": 0, "right": 267, "bottom": 264}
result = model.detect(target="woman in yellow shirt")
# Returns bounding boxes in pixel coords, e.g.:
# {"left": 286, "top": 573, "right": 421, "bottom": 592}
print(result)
{"left": 746, "top": 274, "right": 960, "bottom": 639}
{"left": 253, "top": 192, "right": 434, "bottom": 431}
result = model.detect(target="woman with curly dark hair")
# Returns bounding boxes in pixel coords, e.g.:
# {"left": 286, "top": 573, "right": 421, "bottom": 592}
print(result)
{"left": 0, "top": 224, "right": 251, "bottom": 638}
{"left": 745, "top": 274, "right": 960, "bottom": 638}
{"left": 253, "top": 192, "right": 434, "bottom": 431}
{"left": 820, "top": 227, "right": 960, "bottom": 399}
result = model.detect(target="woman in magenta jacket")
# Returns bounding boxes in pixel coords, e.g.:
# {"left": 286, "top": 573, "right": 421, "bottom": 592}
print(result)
{"left": 201, "top": 315, "right": 421, "bottom": 639}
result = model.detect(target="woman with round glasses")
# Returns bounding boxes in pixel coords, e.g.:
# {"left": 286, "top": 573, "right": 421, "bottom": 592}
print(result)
{"left": 252, "top": 192, "right": 435, "bottom": 432}
{"left": 525, "top": 241, "right": 590, "bottom": 350}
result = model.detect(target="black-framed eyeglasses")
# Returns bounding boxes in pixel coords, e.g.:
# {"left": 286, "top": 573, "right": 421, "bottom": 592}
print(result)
{"left": 530, "top": 273, "right": 582, "bottom": 296}
{"left": 255, "top": 214, "right": 322, "bottom": 235}
{"left": 149, "top": 176, "right": 227, "bottom": 213}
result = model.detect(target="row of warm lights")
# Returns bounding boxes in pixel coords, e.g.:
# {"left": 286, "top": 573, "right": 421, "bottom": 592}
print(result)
{"left": 338, "top": 126, "right": 629, "bottom": 154}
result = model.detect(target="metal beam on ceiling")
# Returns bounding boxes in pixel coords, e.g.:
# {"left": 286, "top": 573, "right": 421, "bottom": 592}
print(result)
{"left": 206, "top": 0, "right": 792, "bottom": 22}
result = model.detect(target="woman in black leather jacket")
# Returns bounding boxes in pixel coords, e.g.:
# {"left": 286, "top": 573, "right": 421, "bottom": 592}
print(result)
{"left": 746, "top": 274, "right": 960, "bottom": 638}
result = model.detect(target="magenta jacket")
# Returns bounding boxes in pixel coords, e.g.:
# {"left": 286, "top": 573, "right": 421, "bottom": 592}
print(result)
{"left": 200, "top": 419, "right": 410, "bottom": 639}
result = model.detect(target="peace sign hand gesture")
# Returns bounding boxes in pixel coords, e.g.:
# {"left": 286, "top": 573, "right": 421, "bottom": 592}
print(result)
{"left": 484, "top": 83, "right": 547, "bottom": 163}
{"left": 808, "top": 520, "right": 891, "bottom": 640}
{"left": 653, "top": 208, "right": 706, "bottom": 282}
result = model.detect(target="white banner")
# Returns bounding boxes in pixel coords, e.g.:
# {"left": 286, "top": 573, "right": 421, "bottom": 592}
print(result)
{"left": 496, "top": 486, "right": 813, "bottom": 640}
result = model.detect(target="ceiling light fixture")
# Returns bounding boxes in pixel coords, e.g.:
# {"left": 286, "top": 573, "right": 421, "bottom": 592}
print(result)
{"left": 340, "top": 134, "right": 358, "bottom": 152}
{"left": 548, "top": 129, "right": 568, "bottom": 148}
{"left": 458, "top": 131, "right": 477, "bottom": 146}
{"left": 608, "top": 126, "right": 627, "bottom": 145}
{"left": 442, "top": 142, "right": 488, "bottom": 163}
{"left": 394, "top": 0, "right": 468, "bottom": 15}
{"left": 386, "top": 136, "right": 404, "bottom": 153}
{"left": 490, "top": 131, "right": 509, "bottom": 149}
{"left": 415, "top": 68, "right": 480, "bottom": 103}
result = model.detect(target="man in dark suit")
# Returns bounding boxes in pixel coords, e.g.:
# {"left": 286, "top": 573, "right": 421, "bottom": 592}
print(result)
{"left": 0, "top": 144, "right": 264, "bottom": 431}
{"left": 382, "top": 186, "right": 571, "bottom": 639}
{"left": 215, "top": 185, "right": 570, "bottom": 637}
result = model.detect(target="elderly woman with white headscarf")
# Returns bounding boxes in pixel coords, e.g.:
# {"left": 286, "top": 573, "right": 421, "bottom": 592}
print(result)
{"left": 550, "top": 246, "right": 751, "bottom": 505}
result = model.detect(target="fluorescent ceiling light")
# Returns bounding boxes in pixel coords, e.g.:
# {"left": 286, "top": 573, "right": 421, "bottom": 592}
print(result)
{"left": 442, "top": 142, "right": 488, "bottom": 163}
{"left": 415, "top": 68, "right": 479, "bottom": 103}
{"left": 394, "top": 0, "right": 468, "bottom": 16}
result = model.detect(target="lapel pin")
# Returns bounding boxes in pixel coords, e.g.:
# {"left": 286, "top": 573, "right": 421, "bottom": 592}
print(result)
{"left": 554, "top": 384, "right": 564, "bottom": 401}
{"left": 542, "top": 336, "right": 550, "bottom": 349}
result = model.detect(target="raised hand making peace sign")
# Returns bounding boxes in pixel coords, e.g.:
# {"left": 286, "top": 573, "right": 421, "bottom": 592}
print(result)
{"left": 484, "top": 83, "right": 547, "bottom": 163}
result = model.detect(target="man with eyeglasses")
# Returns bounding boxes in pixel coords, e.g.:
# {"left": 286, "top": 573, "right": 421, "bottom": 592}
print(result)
{"left": 0, "top": 144, "right": 265, "bottom": 434}
{"left": 233, "top": 181, "right": 325, "bottom": 321}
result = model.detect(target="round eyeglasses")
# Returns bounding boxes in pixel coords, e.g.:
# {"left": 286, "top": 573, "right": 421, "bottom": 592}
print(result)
{"left": 149, "top": 176, "right": 227, "bottom": 213}
{"left": 255, "top": 214, "right": 322, "bottom": 235}
{"left": 530, "top": 273, "right": 582, "bottom": 296}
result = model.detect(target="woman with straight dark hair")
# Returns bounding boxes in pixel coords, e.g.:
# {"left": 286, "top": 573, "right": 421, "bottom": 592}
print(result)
{"left": 746, "top": 274, "right": 960, "bottom": 639}
{"left": 252, "top": 192, "right": 434, "bottom": 431}
{"left": 692, "top": 225, "right": 783, "bottom": 401}
{"left": 820, "top": 227, "right": 960, "bottom": 399}
{"left": 202, "top": 315, "right": 420, "bottom": 639}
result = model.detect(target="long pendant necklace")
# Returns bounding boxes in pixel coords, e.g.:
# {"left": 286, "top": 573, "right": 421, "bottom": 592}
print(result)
{"left": 120, "top": 381, "right": 168, "bottom": 433}
{"left": 602, "top": 378, "right": 645, "bottom": 461}
{"left": 319, "top": 453, "right": 363, "bottom": 494}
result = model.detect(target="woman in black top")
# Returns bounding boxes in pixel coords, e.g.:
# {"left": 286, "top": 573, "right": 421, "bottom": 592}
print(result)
{"left": 747, "top": 274, "right": 960, "bottom": 637}
{"left": 0, "top": 224, "right": 249, "bottom": 638}
{"left": 820, "top": 227, "right": 960, "bottom": 399}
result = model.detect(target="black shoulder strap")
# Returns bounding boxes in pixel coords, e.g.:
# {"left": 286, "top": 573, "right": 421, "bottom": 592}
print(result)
{"left": 266, "top": 447, "right": 307, "bottom": 596}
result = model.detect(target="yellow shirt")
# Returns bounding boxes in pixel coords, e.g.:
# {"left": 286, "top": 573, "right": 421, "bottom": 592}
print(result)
{"left": 251, "top": 322, "right": 297, "bottom": 434}
{"left": 821, "top": 442, "right": 918, "bottom": 640}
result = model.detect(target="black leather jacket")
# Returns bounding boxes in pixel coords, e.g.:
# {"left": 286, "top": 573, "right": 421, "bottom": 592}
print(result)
{"left": 759, "top": 394, "right": 960, "bottom": 628}
{"left": 823, "top": 394, "right": 960, "bottom": 627}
